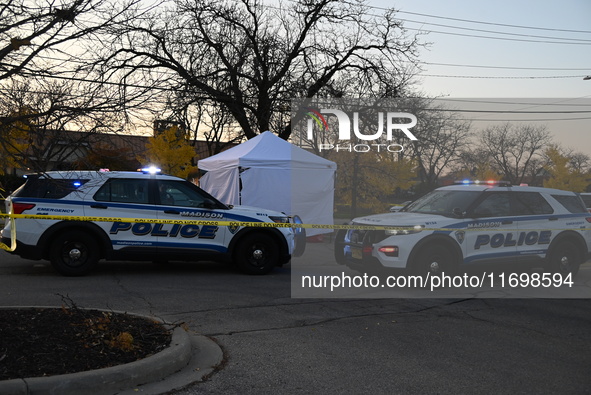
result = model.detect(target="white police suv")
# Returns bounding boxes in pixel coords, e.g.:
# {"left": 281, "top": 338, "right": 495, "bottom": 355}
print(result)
{"left": 335, "top": 182, "right": 591, "bottom": 277}
{"left": 2, "top": 170, "right": 303, "bottom": 276}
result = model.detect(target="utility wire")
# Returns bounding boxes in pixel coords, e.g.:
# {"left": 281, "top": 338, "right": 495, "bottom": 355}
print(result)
{"left": 6, "top": 70, "right": 591, "bottom": 99}
{"left": 262, "top": 0, "right": 591, "bottom": 44}
{"left": 418, "top": 74, "right": 589, "bottom": 79}
{"left": 404, "top": 26, "right": 591, "bottom": 45}
{"left": 420, "top": 62, "right": 591, "bottom": 71}
{"left": 400, "top": 17, "right": 591, "bottom": 43}
{"left": 444, "top": 116, "right": 591, "bottom": 122}
{"left": 346, "top": 1, "right": 591, "bottom": 34}
{"left": 396, "top": 9, "right": 591, "bottom": 34}
{"left": 429, "top": 97, "right": 591, "bottom": 107}
{"left": 2, "top": 73, "right": 591, "bottom": 123}
{"left": 9, "top": 54, "right": 590, "bottom": 82}
{"left": 30, "top": 54, "right": 591, "bottom": 73}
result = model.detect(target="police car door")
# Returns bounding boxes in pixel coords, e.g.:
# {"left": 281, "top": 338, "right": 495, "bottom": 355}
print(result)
{"left": 155, "top": 179, "right": 228, "bottom": 258}
{"left": 511, "top": 191, "right": 559, "bottom": 261}
{"left": 87, "top": 177, "right": 158, "bottom": 257}
{"left": 463, "top": 192, "right": 518, "bottom": 266}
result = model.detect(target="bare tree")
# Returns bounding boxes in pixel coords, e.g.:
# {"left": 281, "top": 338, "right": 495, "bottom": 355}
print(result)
{"left": 0, "top": 0, "right": 157, "bottom": 173}
{"left": 200, "top": 104, "right": 245, "bottom": 156}
{"left": 0, "top": 0, "right": 140, "bottom": 81}
{"left": 156, "top": 93, "right": 244, "bottom": 158}
{"left": 476, "top": 123, "right": 552, "bottom": 185}
{"left": 102, "top": 0, "right": 422, "bottom": 140}
{"left": 0, "top": 78, "right": 130, "bottom": 172}
{"left": 562, "top": 149, "right": 590, "bottom": 174}
{"left": 400, "top": 98, "right": 473, "bottom": 191}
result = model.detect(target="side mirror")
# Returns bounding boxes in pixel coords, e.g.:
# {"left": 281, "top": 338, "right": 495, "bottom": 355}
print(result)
{"left": 390, "top": 201, "right": 412, "bottom": 212}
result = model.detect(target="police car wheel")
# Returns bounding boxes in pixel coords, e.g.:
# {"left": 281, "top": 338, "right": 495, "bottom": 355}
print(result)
{"left": 235, "top": 233, "right": 279, "bottom": 275}
{"left": 412, "top": 244, "right": 457, "bottom": 277}
{"left": 49, "top": 231, "right": 99, "bottom": 276}
{"left": 547, "top": 241, "right": 580, "bottom": 276}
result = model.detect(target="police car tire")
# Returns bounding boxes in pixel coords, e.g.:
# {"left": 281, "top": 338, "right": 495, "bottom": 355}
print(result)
{"left": 411, "top": 243, "right": 457, "bottom": 277}
{"left": 547, "top": 241, "right": 580, "bottom": 276}
{"left": 49, "top": 231, "right": 99, "bottom": 276}
{"left": 235, "top": 233, "right": 279, "bottom": 275}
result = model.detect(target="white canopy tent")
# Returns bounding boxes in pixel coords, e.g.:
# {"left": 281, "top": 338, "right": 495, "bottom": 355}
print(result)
{"left": 198, "top": 131, "right": 336, "bottom": 236}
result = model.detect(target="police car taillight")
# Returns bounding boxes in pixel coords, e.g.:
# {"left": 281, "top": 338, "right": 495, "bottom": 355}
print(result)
{"left": 585, "top": 217, "right": 591, "bottom": 223}
{"left": 12, "top": 202, "right": 36, "bottom": 214}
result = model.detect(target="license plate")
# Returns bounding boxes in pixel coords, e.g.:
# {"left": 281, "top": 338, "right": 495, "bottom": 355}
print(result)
{"left": 351, "top": 247, "right": 362, "bottom": 260}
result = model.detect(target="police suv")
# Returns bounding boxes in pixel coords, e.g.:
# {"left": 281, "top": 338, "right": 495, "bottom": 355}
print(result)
{"left": 335, "top": 182, "right": 591, "bottom": 277}
{"left": 1, "top": 170, "right": 302, "bottom": 276}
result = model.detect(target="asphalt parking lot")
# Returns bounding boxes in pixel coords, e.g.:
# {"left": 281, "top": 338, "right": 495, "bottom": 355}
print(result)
{"left": 1, "top": 242, "right": 591, "bottom": 394}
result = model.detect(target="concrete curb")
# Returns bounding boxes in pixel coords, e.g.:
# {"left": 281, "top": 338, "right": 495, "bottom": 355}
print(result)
{"left": 117, "top": 331, "right": 224, "bottom": 395}
{"left": 0, "top": 307, "right": 223, "bottom": 395}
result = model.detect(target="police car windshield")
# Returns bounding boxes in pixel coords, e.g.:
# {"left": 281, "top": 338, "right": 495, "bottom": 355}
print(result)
{"left": 404, "top": 190, "right": 481, "bottom": 217}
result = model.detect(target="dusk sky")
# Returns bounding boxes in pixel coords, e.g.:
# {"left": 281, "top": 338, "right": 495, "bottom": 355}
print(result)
{"left": 375, "top": 0, "right": 591, "bottom": 97}
{"left": 366, "top": 0, "right": 591, "bottom": 154}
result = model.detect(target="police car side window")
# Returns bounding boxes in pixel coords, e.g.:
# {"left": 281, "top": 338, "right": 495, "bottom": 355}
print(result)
{"left": 471, "top": 193, "right": 511, "bottom": 217}
{"left": 581, "top": 194, "right": 591, "bottom": 209}
{"left": 156, "top": 180, "right": 206, "bottom": 207}
{"left": 512, "top": 192, "right": 553, "bottom": 215}
{"left": 94, "top": 179, "right": 149, "bottom": 204}
{"left": 552, "top": 194, "right": 587, "bottom": 214}
{"left": 17, "top": 178, "right": 89, "bottom": 199}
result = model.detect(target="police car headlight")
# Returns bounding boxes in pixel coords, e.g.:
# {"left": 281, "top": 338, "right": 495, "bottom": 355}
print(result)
{"left": 269, "top": 215, "right": 290, "bottom": 224}
{"left": 385, "top": 225, "right": 424, "bottom": 236}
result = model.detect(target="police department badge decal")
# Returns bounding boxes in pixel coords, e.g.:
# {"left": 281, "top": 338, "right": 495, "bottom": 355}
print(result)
{"left": 228, "top": 225, "right": 240, "bottom": 234}
{"left": 455, "top": 230, "right": 465, "bottom": 244}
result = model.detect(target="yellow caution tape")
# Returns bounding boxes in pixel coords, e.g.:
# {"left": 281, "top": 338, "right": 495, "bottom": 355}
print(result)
{"left": 1, "top": 211, "right": 589, "bottom": 252}
{"left": 0, "top": 215, "right": 16, "bottom": 252}
{"left": 0, "top": 213, "right": 404, "bottom": 230}
{"left": 1, "top": 212, "right": 587, "bottom": 235}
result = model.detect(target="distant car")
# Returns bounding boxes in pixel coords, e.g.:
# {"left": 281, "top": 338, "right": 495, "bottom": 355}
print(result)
{"left": 335, "top": 181, "right": 591, "bottom": 277}
{"left": 2, "top": 170, "right": 304, "bottom": 276}
{"left": 579, "top": 193, "right": 591, "bottom": 213}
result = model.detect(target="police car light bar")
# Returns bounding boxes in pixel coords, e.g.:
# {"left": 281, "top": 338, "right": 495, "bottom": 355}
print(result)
{"left": 140, "top": 166, "right": 162, "bottom": 174}
{"left": 455, "top": 179, "right": 511, "bottom": 187}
